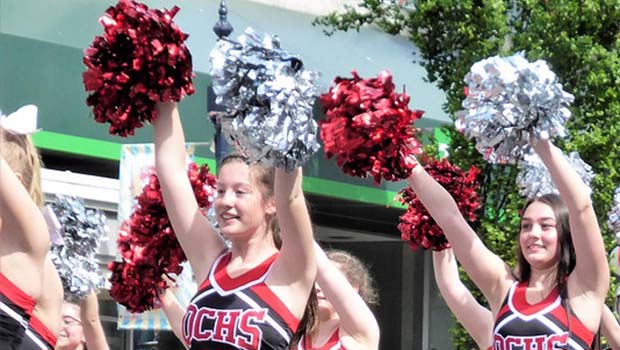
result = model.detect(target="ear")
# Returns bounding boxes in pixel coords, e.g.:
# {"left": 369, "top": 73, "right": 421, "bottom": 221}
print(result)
{"left": 14, "top": 171, "right": 23, "bottom": 184}
{"left": 265, "top": 197, "right": 276, "bottom": 216}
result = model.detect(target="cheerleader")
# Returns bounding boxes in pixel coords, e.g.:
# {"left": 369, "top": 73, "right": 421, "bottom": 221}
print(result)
{"left": 0, "top": 106, "right": 54, "bottom": 349}
{"left": 406, "top": 138, "right": 608, "bottom": 349}
{"left": 297, "top": 244, "right": 379, "bottom": 350}
{"left": 152, "top": 101, "right": 317, "bottom": 350}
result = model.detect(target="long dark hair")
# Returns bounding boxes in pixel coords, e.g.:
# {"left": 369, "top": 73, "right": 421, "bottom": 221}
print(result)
{"left": 218, "top": 154, "right": 317, "bottom": 347}
{"left": 517, "top": 193, "right": 583, "bottom": 346}
{"left": 516, "top": 193, "right": 574, "bottom": 295}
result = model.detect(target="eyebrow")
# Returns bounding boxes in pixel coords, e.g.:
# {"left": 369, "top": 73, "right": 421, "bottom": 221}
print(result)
{"left": 216, "top": 182, "right": 253, "bottom": 188}
{"left": 521, "top": 217, "right": 556, "bottom": 222}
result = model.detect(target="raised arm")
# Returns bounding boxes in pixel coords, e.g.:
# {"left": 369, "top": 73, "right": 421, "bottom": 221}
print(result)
{"left": 153, "top": 102, "right": 226, "bottom": 282}
{"left": 601, "top": 305, "right": 620, "bottom": 350}
{"left": 406, "top": 164, "right": 513, "bottom": 310}
{"left": 268, "top": 168, "right": 316, "bottom": 315}
{"left": 79, "top": 290, "right": 109, "bottom": 350}
{"left": 315, "top": 244, "right": 379, "bottom": 349}
{"left": 432, "top": 249, "right": 493, "bottom": 349}
{"left": 533, "top": 140, "right": 608, "bottom": 296}
{"left": 158, "top": 287, "right": 186, "bottom": 345}
{"left": 0, "top": 156, "right": 49, "bottom": 271}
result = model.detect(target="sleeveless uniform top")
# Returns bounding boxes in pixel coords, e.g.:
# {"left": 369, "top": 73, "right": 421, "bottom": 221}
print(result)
{"left": 182, "top": 252, "right": 299, "bottom": 350}
{"left": 493, "top": 281, "right": 594, "bottom": 350}
{"left": 297, "top": 328, "right": 343, "bottom": 350}
{"left": 0, "top": 272, "right": 41, "bottom": 350}
{"left": 25, "top": 315, "right": 57, "bottom": 349}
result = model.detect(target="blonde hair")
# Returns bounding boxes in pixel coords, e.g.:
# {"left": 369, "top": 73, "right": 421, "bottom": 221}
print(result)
{"left": 0, "top": 127, "right": 43, "bottom": 206}
{"left": 326, "top": 250, "right": 379, "bottom": 305}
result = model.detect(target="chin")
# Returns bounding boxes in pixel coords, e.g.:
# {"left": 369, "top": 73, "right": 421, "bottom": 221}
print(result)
{"left": 526, "top": 257, "right": 557, "bottom": 269}
{"left": 318, "top": 301, "right": 334, "bottom": 314}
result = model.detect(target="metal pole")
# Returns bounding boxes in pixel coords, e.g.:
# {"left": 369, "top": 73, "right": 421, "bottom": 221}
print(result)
{"left": 207, "top": 87, "right": 229, "bottom": 167}
{"left": 208, "top": 0, "right": 233, "bottom": 167}
{"left": 213, "top": 0, "right": 233, "bottom": 39}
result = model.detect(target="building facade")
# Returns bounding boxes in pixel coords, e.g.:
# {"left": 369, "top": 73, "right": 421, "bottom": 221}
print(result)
{"left": 1, "top": 0, "right": 457, "bottom": 348}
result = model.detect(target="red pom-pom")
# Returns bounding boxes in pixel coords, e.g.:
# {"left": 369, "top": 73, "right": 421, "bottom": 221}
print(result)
{"left": 319, "top": 70, "right": 423, "bottom": 184}
{"left": 83, "top": 0, "right": 195, "bottom": 137}
{"left": 109, "top": 163, "right": 216, "bottom": 312}
{"left": 398, "top": 157, "right": 481, "bottom": 251}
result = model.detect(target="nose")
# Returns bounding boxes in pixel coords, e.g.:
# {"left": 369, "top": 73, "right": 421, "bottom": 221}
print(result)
{"left": 315, "top": 284, "right": 323, "bottom": 295}
{"left": 528, "top": 224, "right": 542, "bottom": 238}
{"left": 216, "top": 189, "right": 234, "bottom": 207}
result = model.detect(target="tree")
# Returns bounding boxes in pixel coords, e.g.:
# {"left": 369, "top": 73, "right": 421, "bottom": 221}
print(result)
{"left": 315, "top": 1, "right": 620, "bottom": 348}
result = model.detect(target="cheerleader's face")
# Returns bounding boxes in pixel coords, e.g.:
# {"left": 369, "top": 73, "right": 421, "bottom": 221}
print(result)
{"left": 56, "top": 302, "right": 85, "bottom": 350}
{"left": 214, "top": 161, "right": 275, "bottom": 240}
{"left": 316, "top": 283, "right": 332, "bottom": 318}
{"left": 317, "top": 261, "right": 358, "bottom": 320}
{"left": 519, "top": 201, "right": 561, "bottom": 269}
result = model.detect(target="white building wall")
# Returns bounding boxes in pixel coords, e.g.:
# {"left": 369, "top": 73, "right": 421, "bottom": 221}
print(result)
{"left": 41, "top": 168, "right": 120, "bottom": 261}
{"left": 244, "top": 0, "right": 361, "bottom": 16}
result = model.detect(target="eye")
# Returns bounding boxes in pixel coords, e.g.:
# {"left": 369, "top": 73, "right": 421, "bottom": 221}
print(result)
{"left": 236, "top": 186, "right": 252, "bottom": 194}
{"left": 520, "top": 223, "right": 532, "bottom": 230}
{"left": 541, "top": 223, "right": 554, "bottom": 230}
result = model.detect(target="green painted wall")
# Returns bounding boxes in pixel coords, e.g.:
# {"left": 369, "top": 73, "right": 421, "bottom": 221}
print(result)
{"left": 0, "top": 0, "right": 452, "bottom": 207}
{"left": 0, "top": 33, "right": 415, "bottom": 206}
{"left": 0, "top": 0, "right": 450, "bottom": 126}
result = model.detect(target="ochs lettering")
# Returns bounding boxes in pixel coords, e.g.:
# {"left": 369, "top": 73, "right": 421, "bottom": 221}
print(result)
{"left": 183, "top": 304, "right": 268, "bottom": 349}
{"left": 493, "top": 333, "right": 569, "bottom": 350}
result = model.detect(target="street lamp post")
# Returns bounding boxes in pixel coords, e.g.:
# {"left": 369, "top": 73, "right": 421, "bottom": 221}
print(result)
{"left": 213, "top": 0, "right": 233, "bottom": 39}
{"left": 208, "top": 0, "right": 233, "bottom": 167}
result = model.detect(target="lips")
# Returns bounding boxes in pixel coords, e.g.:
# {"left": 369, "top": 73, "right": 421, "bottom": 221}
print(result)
{"left": 219, "top": 213, "right": 240, "bottom": 222}
{"left": 526, "top": 243, "right": 545, "bottom": 252}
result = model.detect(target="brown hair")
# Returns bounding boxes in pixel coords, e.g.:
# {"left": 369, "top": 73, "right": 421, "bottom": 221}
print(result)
{"left": 326, "top": 249, "right": 379, "bottom": 306}
{"left": 0, "top": 127, "right": 43, "bottom": 206}
{"left": 516, "top": 193, "right": 580, "bottom": 344}
{"left": 219, "top": 154, "right": 280, "bottom": 246}
{"left": 516, "top": 193, "right": 574, "bottom": 296}
{"left": 218, "top": 154, "right": 316, "bottom": 346}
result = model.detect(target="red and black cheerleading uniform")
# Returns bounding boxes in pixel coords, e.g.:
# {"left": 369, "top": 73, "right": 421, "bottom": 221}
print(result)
{"left": 297, "top": 328, "right": 343, "bottom": 350}
{"left": 182, "top": 252, "right": 299, "bottom": 350}
{"left": 0, "top": 272, "right": 55, "bottom": 350}
{"left": 26, "top": 314, "right": 57, "bottom": 350}
{"left": 493, "top": 281, "right": 594, "bottom": 350}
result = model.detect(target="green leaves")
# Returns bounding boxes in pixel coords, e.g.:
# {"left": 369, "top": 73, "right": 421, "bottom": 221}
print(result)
{"left": 317, "top": 0, "right": 620, "bottom": 348}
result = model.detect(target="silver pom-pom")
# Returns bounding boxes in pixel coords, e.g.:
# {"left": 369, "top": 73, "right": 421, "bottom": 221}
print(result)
{"left": 608, "top": 186, "right": 620, "bottom": 235}
{"left": 209, "top": 27, "right": 320, "bottom": 171}
{"left": 516, "top": 150, "right": 594, "bottom": 199}
{"left": 456, "top": 52, "right": 574, "bottom": 164}
{"left": 48, "top": 195, "right": 108, "bottom": 301}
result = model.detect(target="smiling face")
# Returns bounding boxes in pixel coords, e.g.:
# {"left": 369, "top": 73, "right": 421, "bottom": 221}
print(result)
{"left": 214, "top": 160, "right": 275, "bottom": 241}
{"left": 519, "top": 201, "right": 561, "bottom": 270}
{"left": 55, "top": 302, "right": 85, "bottom": 350}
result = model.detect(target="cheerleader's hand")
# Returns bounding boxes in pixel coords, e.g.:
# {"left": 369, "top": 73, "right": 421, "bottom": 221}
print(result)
{"left": 155, "top": 274, "right": 178, "bottom": 308}
{"left": 402, "top": 144, "right": 422, "bottom": 181}
{"left": 529, "top": 133, "right": 552, "bottom": 154}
